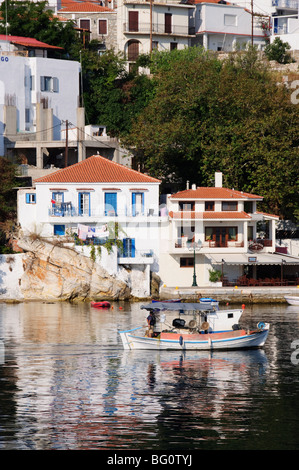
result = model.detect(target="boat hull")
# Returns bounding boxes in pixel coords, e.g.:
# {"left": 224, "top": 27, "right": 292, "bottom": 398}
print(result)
{"left": 119, "top": 326, "right": 269, "bottom": 351}
{"left": 284, "top": 296, "right": 299, "bottom": 306}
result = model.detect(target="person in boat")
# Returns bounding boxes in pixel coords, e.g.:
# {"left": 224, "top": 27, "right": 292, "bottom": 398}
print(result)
{"left": 147, "top": 311, "right": 156, "bottom": 337}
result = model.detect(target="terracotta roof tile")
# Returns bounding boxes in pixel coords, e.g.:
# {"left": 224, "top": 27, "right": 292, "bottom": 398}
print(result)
{"left": 170, "top": 187, "right": 262, "bottom": 200}
{"left": 169, "top": 211, "right": 252, "bottom": 219}
{"left": 59, "top": 1, "right": 113, "bottom": 12}
{"left": 34, "top": 155, "right": 161, "bottom": 184}
{"left": 0, "top": 35, "right": 63, "bottom": 49}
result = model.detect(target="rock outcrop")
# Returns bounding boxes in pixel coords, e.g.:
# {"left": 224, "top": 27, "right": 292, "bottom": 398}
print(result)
{"left": 18, "top": 237, "right": 131, "bottom": 301}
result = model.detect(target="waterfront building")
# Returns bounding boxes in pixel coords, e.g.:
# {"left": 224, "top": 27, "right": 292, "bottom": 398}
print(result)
{"left": 158, "top": 172, "right": 299, "bottom": 287}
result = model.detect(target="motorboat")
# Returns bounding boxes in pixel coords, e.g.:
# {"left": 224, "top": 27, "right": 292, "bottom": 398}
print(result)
{"left": 284, "top": 296, "right": 299, "bottom": 306}
{"left": 119, "top": 301, "right": 269, "bottom": 351}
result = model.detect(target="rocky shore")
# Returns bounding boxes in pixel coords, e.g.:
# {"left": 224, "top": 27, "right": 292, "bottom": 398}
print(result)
{"left": 0, "top": 237, "right": 131, "bottom": 302}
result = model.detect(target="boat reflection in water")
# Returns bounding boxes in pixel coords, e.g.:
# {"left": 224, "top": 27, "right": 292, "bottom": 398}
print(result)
{"left": 119, "top": 348, "right": 268, "bottom": 426}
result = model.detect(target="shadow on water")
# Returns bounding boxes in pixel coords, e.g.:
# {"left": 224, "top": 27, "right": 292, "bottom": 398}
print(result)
{"left": 0, "top": 301, "right": 299, "bottom": 450}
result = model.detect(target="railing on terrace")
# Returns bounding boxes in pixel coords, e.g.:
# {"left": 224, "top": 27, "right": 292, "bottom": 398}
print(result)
{"left": 273, "top": 24, "right": 288, "bottom": 34}
{"left": 272, "top": 0, "right": 299, "bottom": 9}
{"left": 174, "top": 238, "right": 246, "bottom": 249}
{"left": 48, "top": 206, "right": 159, "bottom": 218}
{"left": 173, "top": 238, "right": 273, "bottom": 249}
{"left": 123, "top": 22, "right": 191, "bottom": 35}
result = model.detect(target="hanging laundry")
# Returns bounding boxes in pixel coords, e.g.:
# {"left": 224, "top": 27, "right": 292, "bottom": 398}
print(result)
{"left": 78, "top": 224, "right": 89, "bottom": 240}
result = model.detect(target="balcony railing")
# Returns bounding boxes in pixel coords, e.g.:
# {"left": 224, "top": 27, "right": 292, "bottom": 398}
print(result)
{"left": 48, "top": 206, "right": 158, "bottom": 218}
{"left": 272, "top": 0, "right": 299, "bottom": 9}
{"left": 123, "top": 22, "right": 192, "bottom": 36}
{"left": 172, "top": 238, "right": 274, "bottom": 250}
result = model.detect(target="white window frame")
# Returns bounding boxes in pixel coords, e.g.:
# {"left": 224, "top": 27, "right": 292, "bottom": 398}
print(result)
{"left": 224, "top": 14, "right": 237, "bottom": 27}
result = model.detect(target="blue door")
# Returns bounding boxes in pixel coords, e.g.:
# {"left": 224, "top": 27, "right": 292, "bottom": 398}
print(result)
{"left": 105, "top": 193, "right": 117, "bottom": 216}
{"left": 123, "top": 238, "right": 135, "bottom": 257}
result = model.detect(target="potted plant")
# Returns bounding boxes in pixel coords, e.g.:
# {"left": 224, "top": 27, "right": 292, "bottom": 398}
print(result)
{"left": 208, "top": 268, "right": 222, "bottom": 287}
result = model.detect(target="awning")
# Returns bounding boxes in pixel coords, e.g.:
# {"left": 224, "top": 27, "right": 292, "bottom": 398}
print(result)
{"left": 206, "top": 253, "right": 299, "bottom": 265}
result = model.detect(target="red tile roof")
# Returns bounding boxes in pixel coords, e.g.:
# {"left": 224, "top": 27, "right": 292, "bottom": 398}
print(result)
{"left": 170, "top": 187, "right": 263, "bottom": 200}
{"left": 0, "top": 35, "right": 63, "bottom": 50}
{"left": 169, "top": 211, "right": 252, "bottom": 219}
{"left": 34, "top": 155, "right": 161, "bottom": 184}
{"left": 59, "top": 1, "right": 113, "bottom": 12}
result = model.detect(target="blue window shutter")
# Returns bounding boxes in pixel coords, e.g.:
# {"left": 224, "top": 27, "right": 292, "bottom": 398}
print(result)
{"left": 105, "top": 193, "right": 117, "bottom": 215}
{"left": 131, "top": 238, "right": 135, "bottom": 257}
{"left": 132, "top": 192, "right": 136, "bottom": 216}
{"left": 123, "top": 238, "right": 128, "bottom": 257}
{"left": 26, "top": 194, "right": 30, "bottom": 203}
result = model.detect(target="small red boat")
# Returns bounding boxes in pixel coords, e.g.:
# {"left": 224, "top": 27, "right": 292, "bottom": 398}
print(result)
{"left": 91, "top": 301, "right": 111, "bottom": 309}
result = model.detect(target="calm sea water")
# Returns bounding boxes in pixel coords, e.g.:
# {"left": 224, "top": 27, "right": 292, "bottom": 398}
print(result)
{"left": 0, "top": 300, "right": 299, "bottom": 452}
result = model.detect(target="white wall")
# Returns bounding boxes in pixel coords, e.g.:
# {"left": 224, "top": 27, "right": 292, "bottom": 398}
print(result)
{"left": 17, "top": 181, "right": 161, "bottom": 255}
{"left": 0, "top": 55, "right": 80, "bottom": 145}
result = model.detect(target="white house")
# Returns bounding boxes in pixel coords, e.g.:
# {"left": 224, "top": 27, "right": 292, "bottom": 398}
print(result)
{"left": 270, "top": 0, "right": 299, "bottom": 50}
{"left": 157, "top": 172, "right": 299, "bottom": 287}
{"left": 0, "top": 34, "right": 80, "bottom": 159}
{"left": 17, "top": 155, "right": 162, "bottom": 288}
{"left": 192, "top": 1, "right": 267, "bottom": 51}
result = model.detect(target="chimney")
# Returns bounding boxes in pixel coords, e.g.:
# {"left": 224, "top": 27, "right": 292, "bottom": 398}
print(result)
{"left": 192, "top": 184, "right": 196, "bottom": 190}
{"left": 186, "top": 180, "right": 189, "bottom": 190}
{"left": 215, "top": 172, "right": 223, "bottom": 188}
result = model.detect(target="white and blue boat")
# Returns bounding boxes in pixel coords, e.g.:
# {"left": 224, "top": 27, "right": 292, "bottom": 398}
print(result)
{"left": 119, "top": 301, "right": 269, "bottom": 351}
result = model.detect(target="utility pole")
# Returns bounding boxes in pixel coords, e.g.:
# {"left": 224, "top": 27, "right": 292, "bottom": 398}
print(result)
{"left": 251, "top": 0, "right": 253, "bottom": 46}
{"left": 150, "top": 0, "right": 153, "bottom": 53}
{"left": 65, "top": 120, "right": 68, "bottom": 168}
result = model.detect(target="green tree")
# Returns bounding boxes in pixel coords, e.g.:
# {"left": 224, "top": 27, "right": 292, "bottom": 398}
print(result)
{"left": 0, "top": 0, "right": 80, "bottom": 58}
{"left": 0, "top": 157, "right": 18, "bottom": 223}
{"left": 81, "top": 48, "right": 154, "bottom": 136}
{"left": 264, "top": 37, "right": 293, "bottom": 64}
{"left": 122, "top": 47, "right": 299, "bottom": 221}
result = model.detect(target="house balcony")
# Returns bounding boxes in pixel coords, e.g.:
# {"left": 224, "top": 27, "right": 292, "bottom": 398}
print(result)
{"left": 123, "top": 22, "right": 193, "bottom": 36}
{"left": 48, "top": 205, "right": 159, "bottom": 221}
{"left": 168, "top": 237, "right": 274, "bottom": 253}
{"left": 272, "top": 0, "right": 298, "bottom": 10}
